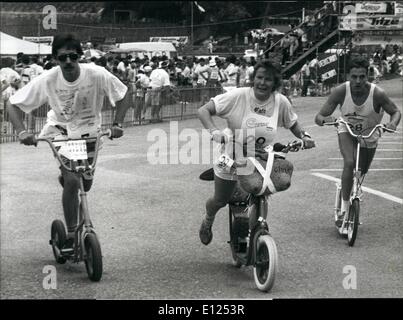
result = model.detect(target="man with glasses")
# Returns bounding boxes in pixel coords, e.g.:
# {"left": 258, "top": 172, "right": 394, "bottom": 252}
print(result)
{"left": 7, "top": 34, "right": 130, "bottom": 252}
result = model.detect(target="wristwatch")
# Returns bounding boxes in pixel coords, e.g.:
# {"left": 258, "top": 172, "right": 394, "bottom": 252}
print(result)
{"left": 209, "top": 128, "right": 220, "bottom": 139}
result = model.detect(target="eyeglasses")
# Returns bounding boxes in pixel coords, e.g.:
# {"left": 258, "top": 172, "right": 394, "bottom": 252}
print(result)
{"left": 57, "top": 53, "right": 79, "bottom": 62}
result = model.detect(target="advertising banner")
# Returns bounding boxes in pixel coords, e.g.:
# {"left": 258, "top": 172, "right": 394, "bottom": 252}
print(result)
{"left": 22, "top": 36, "right": 54, "bottom": 46}
{"left": 355, "top": 2, "right": 387, "bottom": 14}
{"left": 149, "top": 36, "right": 189, "bottom": 47}
{"left": 339, "top": 15, "right": 403, "bottom": 30}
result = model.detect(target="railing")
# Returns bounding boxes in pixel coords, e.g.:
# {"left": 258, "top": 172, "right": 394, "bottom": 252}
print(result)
{"left": 263, "top": 4, "right": 338, "bottom": 59}
{"left": 0, "top": 86, "right": 224, "bottom": 143}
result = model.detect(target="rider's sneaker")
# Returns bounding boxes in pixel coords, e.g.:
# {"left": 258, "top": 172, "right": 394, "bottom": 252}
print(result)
{"left": 60, "top": 237, "right": 74, "bottom": 255}
{"left": 199, "top": 218, "right": 213, "bottom": 246}
{"left": 335, "top": 212, "right": 345, "bottom": 228}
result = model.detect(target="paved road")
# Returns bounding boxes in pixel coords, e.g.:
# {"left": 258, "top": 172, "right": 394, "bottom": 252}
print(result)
{"left": 1, "top": 78, "right": 402, "bottom": 299}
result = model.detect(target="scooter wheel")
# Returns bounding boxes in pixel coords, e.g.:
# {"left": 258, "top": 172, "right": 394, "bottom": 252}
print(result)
{"left": 50, "top": 220, "right": 67, "bottom": 264}
{"left": 84, "top": 233, "right": 103, "bottom": 282}
{"left": 253, "top": 234, "right": 278, "bottom": 292}
{"left": 347, "top": 199, "right": 360, "bottom": 247}
{"left": 229, "top": 212, "right": 249, "bottom": 268}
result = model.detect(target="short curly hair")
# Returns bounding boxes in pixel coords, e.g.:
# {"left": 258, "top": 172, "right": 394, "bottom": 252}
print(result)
{"left": 251, "top": 59, "right": 282, "bottom": 92}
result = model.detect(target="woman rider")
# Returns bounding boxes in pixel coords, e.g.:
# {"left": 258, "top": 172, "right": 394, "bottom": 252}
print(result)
{"left": 198, "top": 59, "right": 316, "bottom": 245}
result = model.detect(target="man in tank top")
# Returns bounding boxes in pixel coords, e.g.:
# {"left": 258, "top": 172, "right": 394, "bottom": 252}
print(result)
{"left": 315, "top": 56, "right": 401, "bottom": 222}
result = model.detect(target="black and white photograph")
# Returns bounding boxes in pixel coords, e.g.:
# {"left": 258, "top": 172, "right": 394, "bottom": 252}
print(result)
{"left": 1, "top": 0, "right": 402, "bottom": 312}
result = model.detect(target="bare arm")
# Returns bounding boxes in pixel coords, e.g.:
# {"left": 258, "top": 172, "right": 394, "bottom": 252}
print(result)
{"left": 198, "top": 100, "right": 219, "bottom": 131}
{"left": 289, "top": 121, "right": 309, "bottom": 139}
{"left": 113, "top": 91, "right": 131, "bottom": 124}
{"left": 315, "top": 85, "right": 344, "bottom": 126}
{"left": 375, "top": 87, "right": 401, "bottom": 130}
{"left": 289, "top": 120, "right": 315, "bottom": 149}
{"left": 6, "top": 101, "right": 37, "bottom": 145}
{"left": 6, "top": 101, "right": 26, "bottom": 134}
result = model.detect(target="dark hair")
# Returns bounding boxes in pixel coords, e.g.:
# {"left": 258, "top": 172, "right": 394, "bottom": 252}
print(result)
{"left": 347, "top": 56, "right": 370, "bottom": 73}
{"left": 52, "top": 34, "right": 83, "bottom": 57}
{"left": 21, "top": 54, "right": 30, "bottom": 65}
{"left": 0, "top": 57, "right": 15, "bottom": 68}
{"left": 226, "top": 55, "right": 236, "bottom": 64}
{"left": 31, "top": 55, "right": 39, "bottom": 64}
{"left": 251, "top": 59, "right": 282, "bottom": 92}
{"left": 96, "top": 56, "right": 107, "bottom": 67}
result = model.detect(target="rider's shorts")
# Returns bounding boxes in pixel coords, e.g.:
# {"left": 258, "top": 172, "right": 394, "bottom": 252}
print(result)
{"left": 337, "top": 122, "right": 380, "bottom": 149}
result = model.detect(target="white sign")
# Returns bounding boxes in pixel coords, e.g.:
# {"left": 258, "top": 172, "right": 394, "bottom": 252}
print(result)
{"left": 356, "top": 2, "right": 387, "bottom": 14}
{"left": 23, "top": 36, "right": 54, "bottom": 46}
{"left": 149, "top": 36, "right": 189, "bottom": 47}
{"left": 395, "top": 2, "right": 403, "bottom": 15}
{"left": 318, "top": 54, "right": 338, "bottom": 68}
{"left": 58, "top": 140, "right": 88, "bottom": 160}
{"left": 42, "top": 5, "right": 57, "bottom": 30}
{"left": 321, "top": 69, "right": 337, "bottom": 81}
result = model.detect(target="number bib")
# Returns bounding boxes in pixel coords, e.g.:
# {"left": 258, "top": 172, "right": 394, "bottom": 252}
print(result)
{"left": 57, "top": 140, "right": 88, "bottom": 160}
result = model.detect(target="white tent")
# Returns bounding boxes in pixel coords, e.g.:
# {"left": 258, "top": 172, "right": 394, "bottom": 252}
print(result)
{"left": 0, "top": 31, "right": 52, "bottom": 56}
{"left": 111, "top": 42, "right": 176, "bottom": 58}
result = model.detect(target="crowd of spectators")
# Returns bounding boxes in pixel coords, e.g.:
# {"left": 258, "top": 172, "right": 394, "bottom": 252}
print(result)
{"left": 1, "top": 50, "right": 259, "bottom": 131}
{"left": 2, "top": 1, "right": 402, "bottom": 133}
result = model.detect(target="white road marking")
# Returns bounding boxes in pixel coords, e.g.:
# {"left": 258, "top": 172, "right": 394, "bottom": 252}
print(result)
{"left": 378, "top": 142, "right": 403, "bottom": 145}
{"left": 311, "top": 172, "right": 403, "bottom": 204}
{"left": 311, "top": 168, "right": 403, "bottom": 171}
{"left": 328, "top": 158, "right": 402, "bottom": 160}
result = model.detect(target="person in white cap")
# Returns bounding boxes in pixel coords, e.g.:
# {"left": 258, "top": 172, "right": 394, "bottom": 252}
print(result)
{"left": 136, "top": 65, "right": 152, "bottom": 123}
{"left": 149, "top": 61, "right": 170, "bottom": 122}
{"left": 194, "top": 58, "right": 211, "bottom": 105}
{"left": 206, "top": 59, "right": 222, "bottom": 97}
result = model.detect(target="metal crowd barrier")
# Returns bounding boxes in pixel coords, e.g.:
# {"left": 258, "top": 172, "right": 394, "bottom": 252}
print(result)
{"left": 0, "top": 86, "right": 224, "bottom": 143}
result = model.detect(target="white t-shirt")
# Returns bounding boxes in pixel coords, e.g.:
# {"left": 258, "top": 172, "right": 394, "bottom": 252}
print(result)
{"left": 182, "top": 66, "right": 191, "bottom": 79}
{"left": 10, "top": 64, "right": 127, "bottom": 138}
{"left": 213, "top": 87, "right": 297, "bottom": 134}
{"left": 245, "top": 66, "right": 254, "bottom": 84}
{"left": 149, "top": 68, "right": 170, "bottom": 88}
{"left": 224, "top": 63, "right": 239, "bottom": 86}
{"left": 1, "top": 67, "right": 21, "bottom": 88}
{"left": 117, "top": 61, "right": 126, "bottom": 73}
{"left": 194, "top": 64, "right": 210, "bottom": 84}
{"left": 30, "top": 63, "right": 44, "bottom": 77}
{"left": 1, "top": 68, "right": 21, "bottom": 110}
{"left": 209, "top": 66, "right": 220, "bottom": 81}
{"left": 21, "top": 66, "right": 36, "bottom": 86}
{"left": 212, "top": 87, "right": 298, "bottom": 180}
{"left": 135, "top": 73, "right": 150, "bottom": 97}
